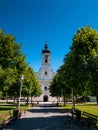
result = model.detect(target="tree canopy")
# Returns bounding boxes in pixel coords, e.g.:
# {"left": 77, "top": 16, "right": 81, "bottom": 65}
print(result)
{"left": 50, "top": 26, "right": 98, "bottom": 105}
{"left": 0, "top": 29, "right": 41, "bottom": 101}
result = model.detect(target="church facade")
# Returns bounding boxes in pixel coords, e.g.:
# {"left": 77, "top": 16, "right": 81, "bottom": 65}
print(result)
{"left": 35, "top": 44, "right": 56, "bottom": 102}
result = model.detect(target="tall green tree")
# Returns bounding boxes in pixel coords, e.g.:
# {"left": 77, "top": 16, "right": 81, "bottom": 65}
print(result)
{"left": 23, "top": 67, "right": 42, "bottom": 104}
{"left": 50, "top": 74, "right": 61, "bottom": 97}
{"left": 71, "top": 26, "right": 98, "bottom": 105}
{"left": 0, "top": 66, "right": 4, "bottom": 97}
{"left": 0, "top": 29, "right": 42, "bottom": 106}
{"left": 0, "top": 29, "right": 27, "bottom": 98}
{"left": 57, "top": 65, "right": 71, "bottom": 105}
{"left": 50, "top": 65, "right": 71, "bottom": 105}
{"left": 51, "top": 26, "right": 98, "bottom": 106}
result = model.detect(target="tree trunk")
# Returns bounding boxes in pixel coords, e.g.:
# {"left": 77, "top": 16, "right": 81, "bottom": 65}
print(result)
{"left": 31, "top": 96, "right": 32, "bottom": 103}
{"left": 26, "top": 97, "right": 29, "bottom": 105}
{"left": 73, "top": 96, "right": 75, "bottom": 111}
{"left": 76, "top": 95, "right": 77, "bottom": 104}
{"left": 17, "top": 97, "right": 19, "bottom": 108}
{"left": 58, "top": 97, "right": 60, "bottom": 103}
{"left": 63, "top": 94, "right": 66, "bottom": 106}
{"left": 96, "top": 92, "right": 98, "bottom": 106}
{"left": 5, "top": 92, "right": 8, "bottom": 104}
{"left": 13, "top": 96, "right": 15, "bottom": 103}
{"left": 56, "top": 97, "right": 59, "bottom": 106}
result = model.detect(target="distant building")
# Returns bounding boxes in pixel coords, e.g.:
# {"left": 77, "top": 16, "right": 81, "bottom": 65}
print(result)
{"left": 35, "top": 43, "right": 56, "bottom": 102}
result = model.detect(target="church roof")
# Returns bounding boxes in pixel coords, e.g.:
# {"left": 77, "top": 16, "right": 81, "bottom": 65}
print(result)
{"left": 42, "top": 44, "right": 51, "bottom": 53}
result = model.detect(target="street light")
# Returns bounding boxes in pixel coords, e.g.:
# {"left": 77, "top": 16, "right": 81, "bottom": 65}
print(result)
{"left": 18, "top": 75, "right": 24, "bottom": 109}
{"left": 72, "top": 88, "right": 75, "bottom": 112}
{"left": 61, "top": 88, "right": 63, "bottom": 107}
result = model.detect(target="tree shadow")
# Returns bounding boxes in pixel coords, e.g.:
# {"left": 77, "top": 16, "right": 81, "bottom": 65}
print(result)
{"left": 28, "top": 108, "right": 65, "bottom": 114}
{"left": 0, "top": 107, "right": 14, "bottom": 111}
{"left": 5, "top": 107, "right": 87, "bottom": 130}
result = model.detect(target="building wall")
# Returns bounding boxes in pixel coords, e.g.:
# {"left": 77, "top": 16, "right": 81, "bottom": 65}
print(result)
{"left": 35, "top": 68, "right": 56, "bottom": 102}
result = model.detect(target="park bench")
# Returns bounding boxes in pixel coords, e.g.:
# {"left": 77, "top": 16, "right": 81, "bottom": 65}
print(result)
{"left": 70, "top": 108, "right": 98, "bottom": 128}
{"left": 71, "top": 109, "right": 81, "bottom": 121}
{"left": 0, "top": 109, "right": 21, "bottom": 129}
{"left": 0, "top": 111, "right": 11, "bottom": 129}
{"left": 82, "top": 111, "right": 98, "bottom": 128}
{"left": 12, "top": 108, "right": 21, "bottom": 120}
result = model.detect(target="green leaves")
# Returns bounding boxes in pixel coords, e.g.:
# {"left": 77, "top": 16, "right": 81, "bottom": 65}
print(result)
{"left": 0, "top": 29, "right": 41, "bottom": 98}
{"left": 22, "top": 67, "right": 42, "bottom": 97}
{"left": 50, "top": 25, "right": 98, "bottom": 105}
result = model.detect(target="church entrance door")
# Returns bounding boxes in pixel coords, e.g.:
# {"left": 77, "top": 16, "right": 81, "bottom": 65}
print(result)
{"left": 43, "top": 95, "right": 48, "bottom": 102}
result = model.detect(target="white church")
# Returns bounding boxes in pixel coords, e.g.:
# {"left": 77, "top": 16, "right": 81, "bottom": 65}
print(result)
{"left": 35, "top": 43, "right": 56, "bottom": 102}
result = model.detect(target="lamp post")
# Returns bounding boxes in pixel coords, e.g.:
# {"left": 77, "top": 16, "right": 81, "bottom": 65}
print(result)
{"left": 72, "top": 88, "right": 75, "bottom": 111}
{"left": 19, "top": 75, "right": 24, "bottom": 109}
{"left": 61, "top": 88, "right": 63, "bottom": 107}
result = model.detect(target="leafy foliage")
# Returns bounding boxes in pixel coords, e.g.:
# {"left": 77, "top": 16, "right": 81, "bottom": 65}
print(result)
{"left": 71, "top": 26, "right": 98, "bottom": 104}
{"left": 50, "top": 26, "right": 98, "bottom": 105}
{"left": 0, "top": 29, "right": 41, "bottom": 100}
{"left": 23, "top": 67, "right": 42, "bottom": 97}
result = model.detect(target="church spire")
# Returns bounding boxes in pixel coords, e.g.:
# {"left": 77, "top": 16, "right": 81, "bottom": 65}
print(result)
{"left": 44, "top": 44, "right": 48, "bottom": 49}
{"left": 42, "top": 42, "right": 51, "bottom": 54}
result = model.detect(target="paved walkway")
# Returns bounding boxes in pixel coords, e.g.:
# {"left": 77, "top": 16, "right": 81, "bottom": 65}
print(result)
{"left": 4, "top": 104, "right": 88, "bottom": 130}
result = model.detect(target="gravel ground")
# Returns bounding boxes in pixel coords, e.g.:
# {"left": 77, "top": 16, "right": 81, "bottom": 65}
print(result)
{"left": 3, "top": 104, "right": 92, "bottom": 130}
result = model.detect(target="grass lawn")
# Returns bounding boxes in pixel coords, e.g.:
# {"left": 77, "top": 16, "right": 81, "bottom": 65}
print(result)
{"left": 63, "top": 102, "right": 98, "bottom": 116}
{"left": 0, "top": 102, "right": 30, "bottom": 125}
{"left": 76, "top": 104, "right": 98, "bottom": 116}
{"left": 63, "top": 102, "right": 98, "bottom": 128}
{"left": 0, "top": 103, "right": 29, "bottom": 115}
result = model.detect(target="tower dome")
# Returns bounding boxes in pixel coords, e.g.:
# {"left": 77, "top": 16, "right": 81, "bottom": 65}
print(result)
{"left": 42, "top": 44, "right": 51, "bottom": 53}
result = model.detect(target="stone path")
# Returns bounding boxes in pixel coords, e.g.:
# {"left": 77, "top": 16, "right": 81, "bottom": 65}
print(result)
{"left": 4, "top": 104, "right": 88, "bottom": 130}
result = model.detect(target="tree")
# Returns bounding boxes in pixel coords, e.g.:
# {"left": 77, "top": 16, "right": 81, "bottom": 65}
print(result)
{"left": 57, "top": 65, "right": 72, "bottom": 105}
{"left": 0, "top": 66, "right": 4, "bottom": 97}
{"left": 0, "top": 29, "right": 41, "bottom": 106}
{"left": 0, "top": 29, "right": 27, "bottom": 98}
{"left": 51, "top": 26, "right": 98, "bottom": 106}
{"left": 50, "top": 74, "right": 61, "bottom": 97}
{"left": 71, "top": 26, "right": 98, "bottom": 105}
{"left": 50, "top": 64, "right": 71, "bottom": 105}
{"left": 23, "top": 67, "right": 42, "bottom": 104}
{"left": 1, "top": 68, "right": 17, "bottom": 101}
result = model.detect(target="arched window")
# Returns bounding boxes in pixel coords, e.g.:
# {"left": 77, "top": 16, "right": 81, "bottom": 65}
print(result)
{"left": 45, "top": 71, "right": 47, "bottom": 75}
{"left": 45, "top": 59, "right": 48, "bottom": 63}
{"left": 44, "top": 86, "right": 47, "bottom": 91}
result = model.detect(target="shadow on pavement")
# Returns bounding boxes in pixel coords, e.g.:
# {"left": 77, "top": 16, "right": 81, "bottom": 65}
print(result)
{"left": 4, "top": 104, "right": 89, "bottom": 130}
{"left": 5, "top": 115, "right": 87, "bottom": 130}
{"left": 28, "top": 108, "right": 65, "bottom": 114}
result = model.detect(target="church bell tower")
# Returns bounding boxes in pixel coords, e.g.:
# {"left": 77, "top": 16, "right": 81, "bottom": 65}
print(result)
{"left": 35, "top": 42, "right": 56, "bottom": 102}
{"left": 42, "top": 44, "right": 51, "bottom": 67}
{"left": 41, "top": 43, "right": 51, "bottom": 80}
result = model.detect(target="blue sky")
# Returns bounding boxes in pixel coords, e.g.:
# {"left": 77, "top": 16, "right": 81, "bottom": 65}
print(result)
{"left": 0, "top": 0, "right": 98, "bottom": 72}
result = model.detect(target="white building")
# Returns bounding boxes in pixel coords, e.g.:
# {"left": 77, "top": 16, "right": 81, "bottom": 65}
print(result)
{"left": 35, "top": 43, "right": 56, "bottom": 102}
